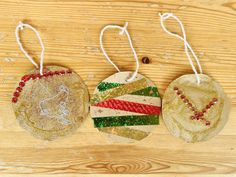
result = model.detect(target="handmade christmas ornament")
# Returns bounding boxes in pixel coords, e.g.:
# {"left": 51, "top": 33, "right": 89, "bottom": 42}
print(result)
{"left": 12, "top": 22, "right": 89, "bottom": 140}
{"left": 90, "top": 22, "right": 161, "bottom": 143}
{"left": 159, "top": 13, "right": 230, "bottom": 142}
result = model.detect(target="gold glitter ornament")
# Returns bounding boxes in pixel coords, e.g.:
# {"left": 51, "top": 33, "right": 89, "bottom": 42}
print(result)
{"left": 90, "top": 23, "right": 161, "bottom": 143}
{"left": 162, "top": 74, "right": 230, "bottom": 142}
{"left": 13, "top": 23, "right": 89, "bottom": 140}
{"left": 160, "top": 13, "right": 230, "bottom": 142}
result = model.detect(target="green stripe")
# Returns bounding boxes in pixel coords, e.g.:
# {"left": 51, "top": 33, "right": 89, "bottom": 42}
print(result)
{"left": 97, "top": 82, "right": 122, "bottom": 92}
{"left": 93, "top": 115, "right": 159, "bottom": 128}
{"left": 91, "top": 78, "right": 148, "bottom": 105}
{"left": 130, "top": 86, "right": 159, "bottom": 97}
{"left": 97, "top": 82, "right": 159, "bottom": 97}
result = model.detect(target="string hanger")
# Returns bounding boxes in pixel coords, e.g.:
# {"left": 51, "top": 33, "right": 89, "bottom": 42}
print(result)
{"left": 159, "top": 13, "right": 203, "bottom": 84}
{"left": 15, "top": 22, "right": 45, "bottom": 75}
{"left": 99, "top": 22, "right": 139, "bottom": 82}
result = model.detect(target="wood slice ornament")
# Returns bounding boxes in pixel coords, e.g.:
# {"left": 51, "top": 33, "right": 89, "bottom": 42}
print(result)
{"left": 90, "top": 23, "right": 161, "bottom": 143}
{"left": 160, "top": 13, "right": 230, "bottom": 142}
{"left": 13, "top": 23, "right": 89, "bottom": 140}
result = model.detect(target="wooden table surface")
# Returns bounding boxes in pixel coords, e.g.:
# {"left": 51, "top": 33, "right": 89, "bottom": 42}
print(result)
{"left": 0, "top": 0, "right": 235, "bottom": 176}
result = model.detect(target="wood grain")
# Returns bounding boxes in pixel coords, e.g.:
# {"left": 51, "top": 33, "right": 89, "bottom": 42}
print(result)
{"left": 0, "top": 0, "right": 235, "bottom": 176}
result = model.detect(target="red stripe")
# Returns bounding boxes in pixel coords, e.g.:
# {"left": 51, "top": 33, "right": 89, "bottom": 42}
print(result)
{"left": 94, "top": 99, "right": 161, "bottom": 115}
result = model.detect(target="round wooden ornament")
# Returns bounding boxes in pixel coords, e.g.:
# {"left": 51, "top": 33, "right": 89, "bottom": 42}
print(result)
{"left": 90, "top": 23, "right": 161, "bottom": 143}
{"left": 160, "top": 13, "right": 230, "bottom": 142}
{"left": 13, "top": 23, "right": 89, "bottom": 140}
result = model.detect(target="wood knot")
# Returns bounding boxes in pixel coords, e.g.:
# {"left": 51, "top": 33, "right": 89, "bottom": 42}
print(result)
{"left": 141, "top": 57, "right": 150, "bottom": 64}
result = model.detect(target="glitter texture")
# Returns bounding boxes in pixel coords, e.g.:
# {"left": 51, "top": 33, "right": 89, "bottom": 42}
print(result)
{"left": 94, "top": 99, "right": 161, "bottom": 115}
{"left": 90, "top": 71, "right": 161, "bottom": 142}
{"left": 162, "top": 74, "right": 230, "bottom": 143}
{"left": 97, "top": 82, "right": 122, "bottom": 92}
{"left": 91, "top": 78, "right": 148, "bottom": 105}
{"left": 12, "top": 66, "right": 89, "bottom": 140}
{"left": 97, "top": 82, "right": 159, "bottom": 97}
{"left": 98, "top": 127, "right": 150, "bottom": 140}
{"left": 131, "top": 86, "right": 159, "bottom": 97}
{"left": 93, "top": 115, "right": 159, "bottom": 127}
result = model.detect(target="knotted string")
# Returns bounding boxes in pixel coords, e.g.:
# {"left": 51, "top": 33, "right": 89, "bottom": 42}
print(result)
{"left": 15, "top": 22, "right": 45, "bottom": 75}
{"left": 99, "top": 22, "right": 139, "bottom": 82}
{"left": 159, "top": 13, "right": 203, "bottom": 84}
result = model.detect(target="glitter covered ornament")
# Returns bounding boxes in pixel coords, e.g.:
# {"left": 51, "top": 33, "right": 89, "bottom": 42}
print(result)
{"left": 13, "top": 23, "right": 89, "bottom": 140}
{"left": 91, "top": 72, "right": 161, "bottom": 142}
{"left": 90, "top": 23, "right": 161, "bottom": 143}
{"left": 160, "top": 13, "right": 230, "bottom": 142}
{"left": 163, "top": 74, "right": 229, "bottom": 142}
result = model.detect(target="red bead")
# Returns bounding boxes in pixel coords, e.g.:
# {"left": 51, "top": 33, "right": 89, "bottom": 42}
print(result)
{"left": 212, "top": 98, "right": 218, "bottom": 102}
{"left": 23, "top": 77, "right": 29, "bottom": 82}
{"left": 36, "top": 74, "right": 42, "bottom": 79}
{"left": 202, "top": 108, "right": 206, "bottom": 113}
{"left": 212, "top": 98, "right": 218, "bottom": 104}
{"left": 55, "top": 71, "right": 60, "bottom": 75}
{"left": 67, "top": 69, "right": 72, "bottom": 74}
{"left": 184, "top": 98, "right": 189, "bottom": 103}
{"left": 48, "top": 71, "right": 53, "bottom": 76}
{"left": 43, "top": 73, "right": 48, "bottom": 77}
{"left": 35, "top": 74, "right": 39, "bottom": 78}
{"left": 173, "top": 87, "right": 178, "bottom": 91}
{"left": 29, "top": 75, "right": 33, "bottom": 80}
{"left": 46, "top": 72, "right": 51, "bottom": 77}
{"left": 32, "top": 74, "right": 37, "bottom": 80}
{"left": 180, "top": 95, "right": 185, "bottom": 99}
{"left": 210, "top": 101, "right": 215, "bottom": 106}
{"left": 206, "top": 105, "right": 211, "bottom": 109}
{"left": 21, "top": 75, "right": 30, "bottom": 82}
{"left": 205, "top": 121, "right": 210, "bottom": 126}
{"left": 177, "top": 91, "right": 182, "bottom": 95}
{"left": 19, "top": 82, "right": 25, "bottom": 87}
{"left": 43, "top": 71, "right": 47, "bottom": 75}
{"left": 191, "top": 107, "right": 195, "bottom": 112}
{"left": 12, "top": 97, "right": 17, "bottom": 103}
{"left": 188, "top": 103, "right": 192, "bottom": 107}
{"left": 13, "top": 92, "right": 19, "bottom": 97}
{"left": 60, "top": 70, "right": 65, "bottom": 75}
{"left": 16, "top": 87, "right": 22, "bottom": 92}
{"left": 198, "top": 112, "right": 203, "bottom": 117}
{"left": 194, "top": 113, "right": 199, "bottom": 119}
{"left": 21, "top": 75, "right": 27, "bottom": 80}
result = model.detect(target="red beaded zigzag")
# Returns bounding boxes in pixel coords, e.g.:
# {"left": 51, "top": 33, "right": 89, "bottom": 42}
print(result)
{"left": 173, "top": 86, "right": 218, "bottom": 126}
{"left": 12, "top": 69, "right": 72, "bottom": 103}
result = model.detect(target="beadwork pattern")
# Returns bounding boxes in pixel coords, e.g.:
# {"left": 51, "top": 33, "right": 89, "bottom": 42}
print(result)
{"left": 12, "top": 65, "right": 89, "bottom": 140}
{"left": 12, "top": 69, "right": 72, "bottom": 103}
{"left": 162, "top": 74, "right": 229, "bottom": 142}
{"left": 173, "top": 86, "right": 218, "bottom": 126}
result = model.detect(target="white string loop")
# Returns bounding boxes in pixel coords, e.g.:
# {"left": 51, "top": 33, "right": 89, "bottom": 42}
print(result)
{"left": 159, "top": 13, "right": 203, "bottom": 84}
{"left": 15, "top": 22, "right": 45, "bottom": 75}
{"left": 99, "top": 22, "right": 139, "bottom": 82}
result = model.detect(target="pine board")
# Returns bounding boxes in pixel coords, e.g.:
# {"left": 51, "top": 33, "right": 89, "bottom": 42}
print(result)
{"left": 0, "top": 0, "right": 235, "bottom": 176}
